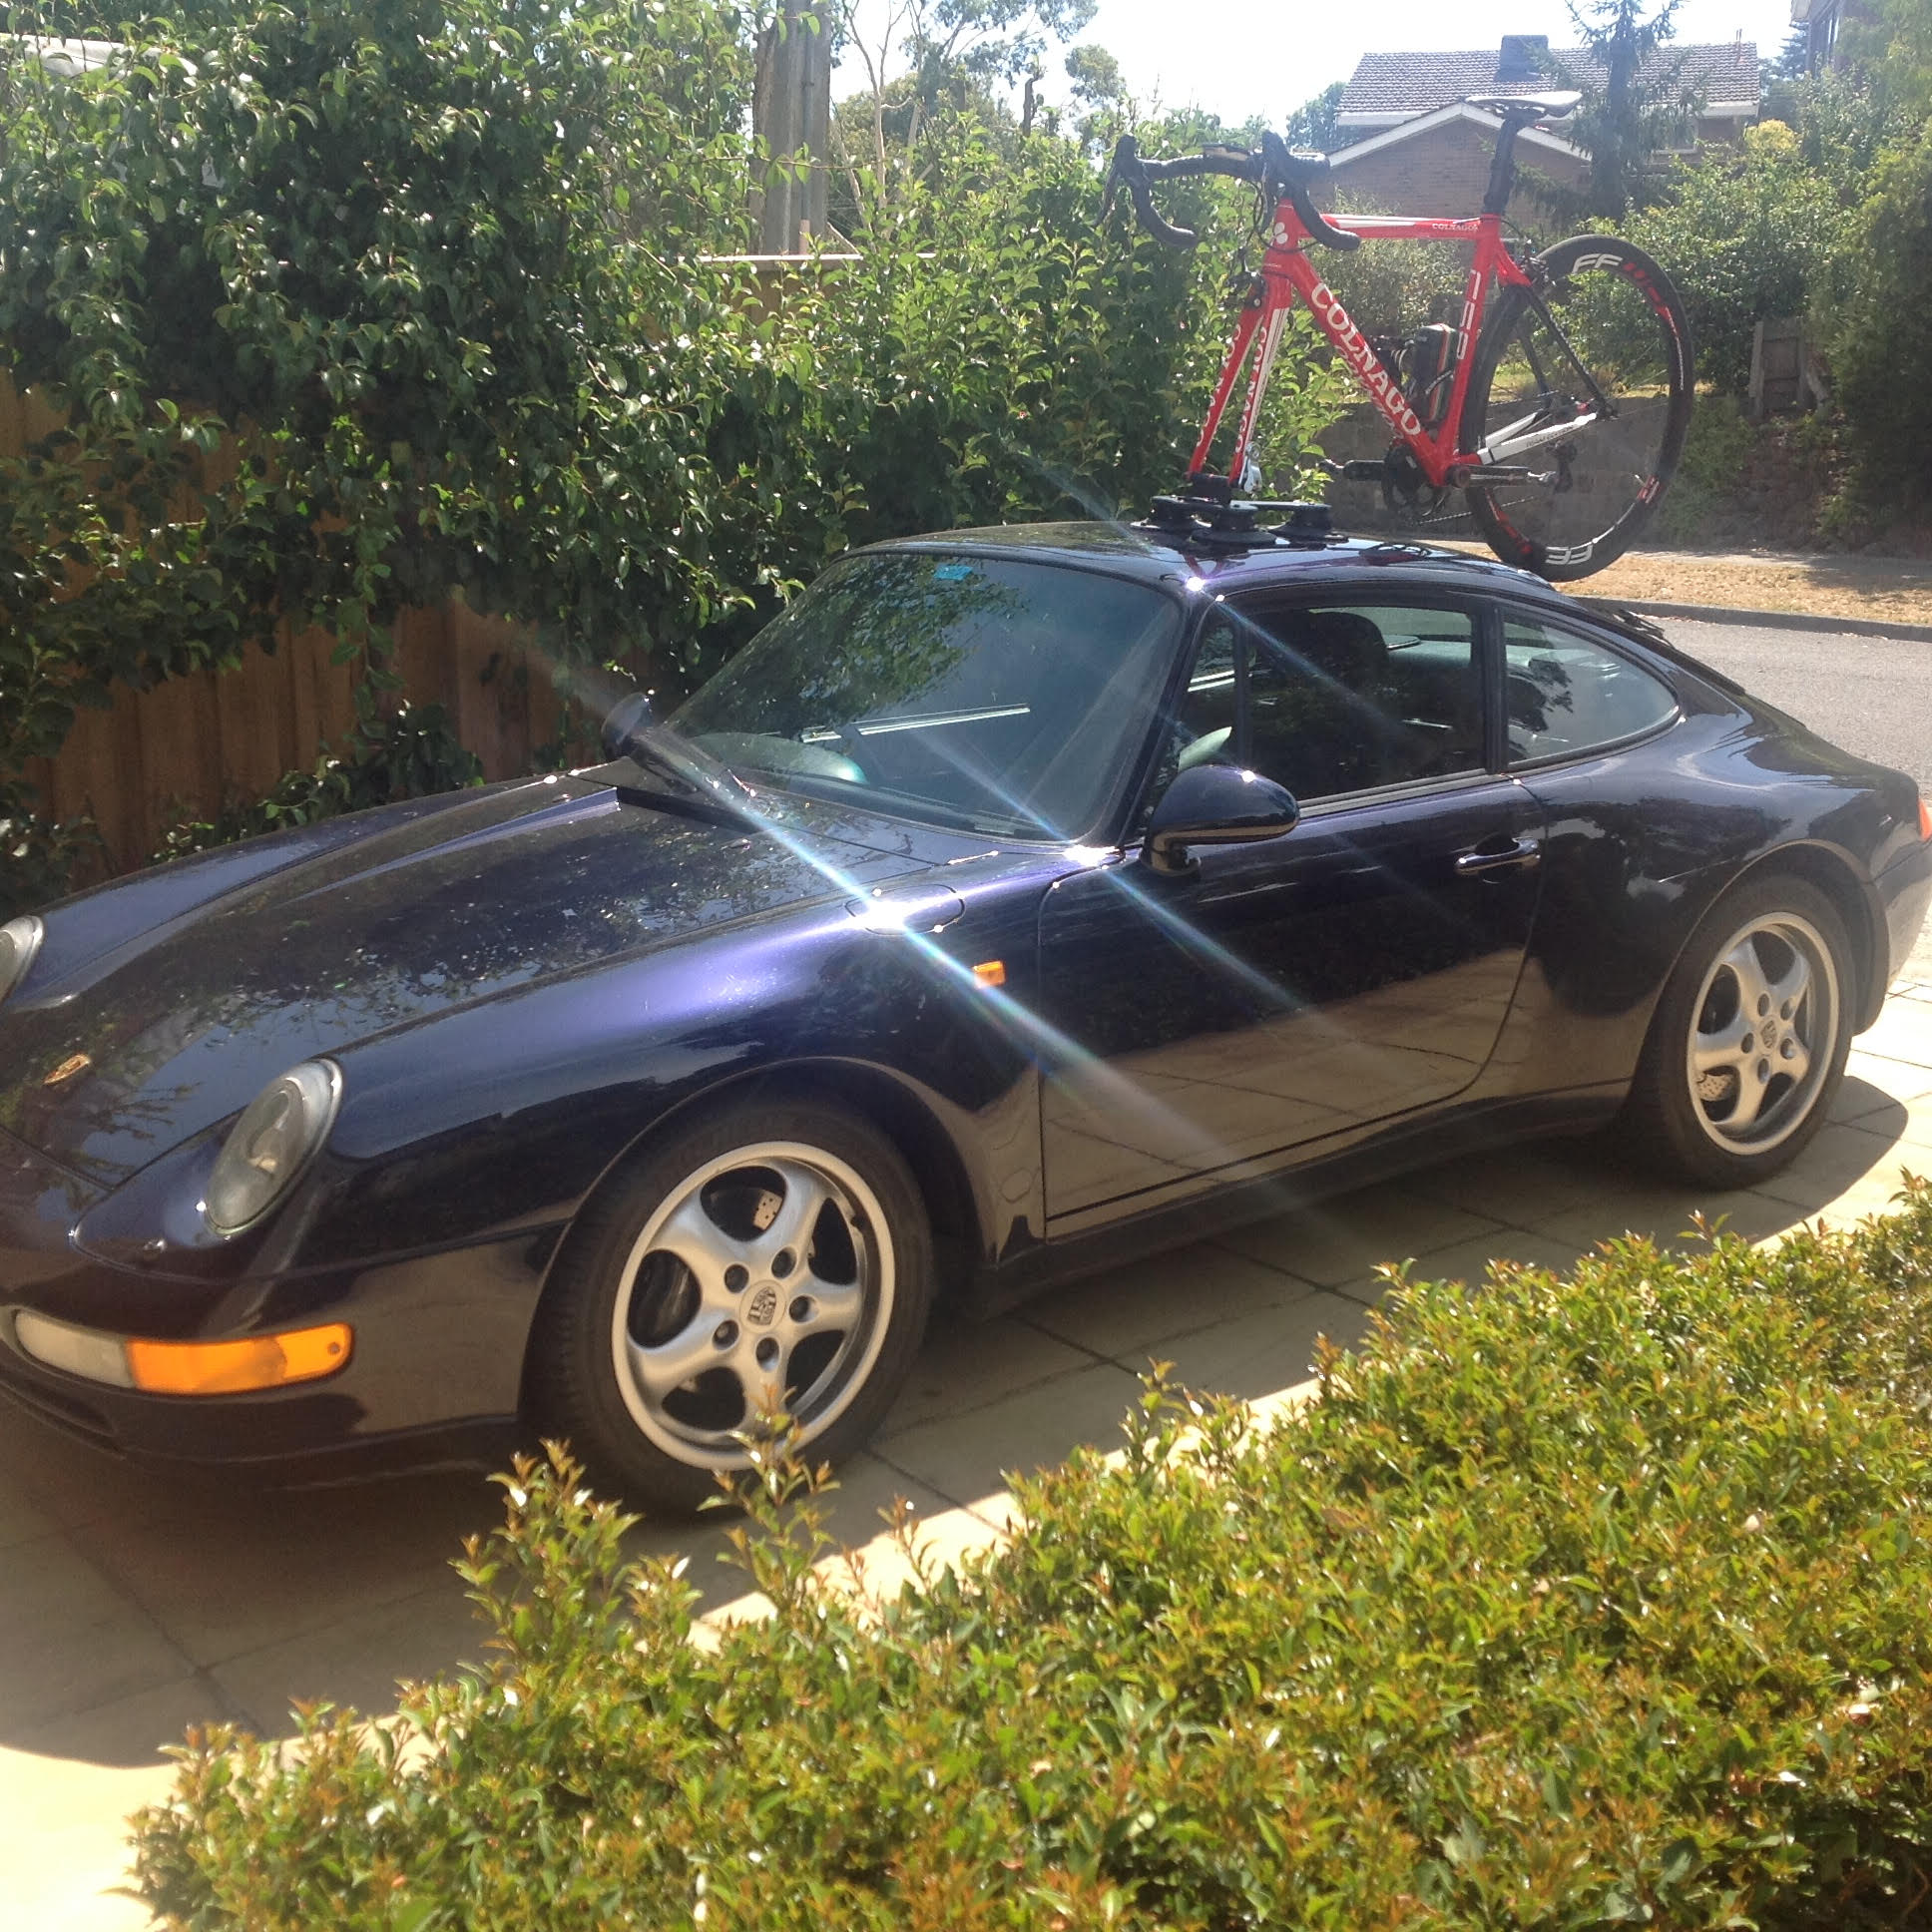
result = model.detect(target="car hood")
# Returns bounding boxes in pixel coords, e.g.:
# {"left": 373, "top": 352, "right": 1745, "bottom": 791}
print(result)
{"left": 0, "top": 771, "right": 935, "bottom": 1187}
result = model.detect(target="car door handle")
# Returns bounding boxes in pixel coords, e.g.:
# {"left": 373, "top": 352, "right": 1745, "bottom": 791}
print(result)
{"left": 1454, "top": 837, "right": 1542, "bottom": 877}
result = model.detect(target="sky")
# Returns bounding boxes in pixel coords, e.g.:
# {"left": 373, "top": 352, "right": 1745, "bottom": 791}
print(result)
{"left": 836, "top": 0, "right": 1797, "bottom": 129}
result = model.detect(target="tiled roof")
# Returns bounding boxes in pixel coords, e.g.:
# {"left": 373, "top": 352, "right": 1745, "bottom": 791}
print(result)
{"left": 1339, "top": 41, "right": 1760, "bottom": 118}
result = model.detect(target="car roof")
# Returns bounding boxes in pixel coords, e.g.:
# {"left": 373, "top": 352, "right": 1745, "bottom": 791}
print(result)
{"left": 866, "top": 519, "right": 1589, "bottom": 617}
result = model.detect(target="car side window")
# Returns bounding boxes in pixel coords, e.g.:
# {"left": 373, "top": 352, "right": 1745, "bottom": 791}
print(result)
{"left": 1169, "top": 615, "right": 1238, "bottom": 771}
{"left": 1236, "top": 601, "right": 1484, "bottom": 802}
{"left": 1504, "top": 617, "right": 1678, "bottom": 765}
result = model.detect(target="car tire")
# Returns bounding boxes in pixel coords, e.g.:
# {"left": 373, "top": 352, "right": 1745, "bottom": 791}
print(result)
{"left": 527, "top": 1098, "right": 934, "bottom": 1513}
{"left": 1623, "top": 873, "right": 1854, "bottom": 1189}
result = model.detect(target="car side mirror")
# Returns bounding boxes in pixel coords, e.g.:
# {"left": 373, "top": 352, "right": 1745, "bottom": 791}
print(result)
{"left": 1143, "top": 763, "right": 1299, "bottom": 874}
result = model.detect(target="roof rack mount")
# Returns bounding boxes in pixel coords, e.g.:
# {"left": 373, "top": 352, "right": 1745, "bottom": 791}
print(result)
{"left": 1142, "top": 476, "right": 1339, "bottom": 550}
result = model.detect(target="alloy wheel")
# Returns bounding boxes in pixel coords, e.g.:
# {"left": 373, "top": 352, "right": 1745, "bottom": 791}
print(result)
{"left": 1683, "top": 911, "right": 1839, "bottom": 1159}
{"left": 608, "top": 1142, "right": 894, "bottom": 1467}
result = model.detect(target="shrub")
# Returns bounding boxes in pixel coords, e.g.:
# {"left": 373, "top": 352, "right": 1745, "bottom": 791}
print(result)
{"left": 669, "top": 117, "right": 1351, "bottom": 690}
{"left": 149, "top": 701, "right": 482, "bottom": 863}
{"left": 1627, "top": 122, "right": 1843, "bottom": 395}
{"left": 132, "top": 1180, "right": 1932, "bottom": 1928}
{"left": 1, "top": 36, "right": 1349, "bottom": 907}
{"left": 0, "top": 0, "right": 759, "bottom": 779}
{"left": 0, "top": 778, "right": 98, "bottom": 918}
{"left": 1828, "top": 114, "right": 1932, "bottom": 500}
{"left": 1317, "top": 193, "right": 1466, "bottom": 338}
{"left": 1652, "top": 393, "right": 1759, "bottom": 541}
{"left": 821, "top": 115, "right": 1349, "bottom": 520}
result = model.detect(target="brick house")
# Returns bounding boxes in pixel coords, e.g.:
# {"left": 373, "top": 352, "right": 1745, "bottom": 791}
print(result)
{"left": 1325, "top": 34, "right": 1760, "bottom": 220}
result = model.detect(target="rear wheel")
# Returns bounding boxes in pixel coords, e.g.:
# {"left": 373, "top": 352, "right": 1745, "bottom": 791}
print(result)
{"left": 1623, "top": 875, "right": 1853, "bottom": 1188}
{"left": 1462, "top": 236, "right": 1692, "bottom": 581}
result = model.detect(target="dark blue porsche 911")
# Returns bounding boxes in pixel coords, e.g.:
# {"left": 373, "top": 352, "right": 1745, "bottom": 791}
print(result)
{"left": 2, "top": 521, "right": 1928, "bottom": 1508}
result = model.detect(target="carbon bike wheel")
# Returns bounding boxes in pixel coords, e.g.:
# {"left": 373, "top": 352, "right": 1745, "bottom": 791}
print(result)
{"left": 1461, "top": 236, "right": 1692, "bottom": 582}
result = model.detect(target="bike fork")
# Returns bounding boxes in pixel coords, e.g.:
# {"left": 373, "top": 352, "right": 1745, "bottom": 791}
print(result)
{"left": 1188, "top": 283, "right": 1291, "bottom": 489}
{"left": 1228, "top": 304, "right": 1290, "bottom": 491}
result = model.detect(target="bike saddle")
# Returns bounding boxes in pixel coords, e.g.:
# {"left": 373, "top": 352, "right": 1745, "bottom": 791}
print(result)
{"left": 1464, "top": 90, "right": 1582, "bottom": 121}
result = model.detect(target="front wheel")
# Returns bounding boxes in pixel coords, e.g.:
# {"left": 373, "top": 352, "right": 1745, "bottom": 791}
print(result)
{"left": 1622, "top": 875, "right": 1852, "bottom": 1189}
{"left": 1462, "top": 236, "right": 1693, "bottom": 581}
{"left": 527, "top": 1099, "right": 934, "bottom": 1512}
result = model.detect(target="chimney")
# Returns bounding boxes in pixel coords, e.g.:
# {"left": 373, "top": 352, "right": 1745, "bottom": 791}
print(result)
{"left": 1496, "top": 34, "right": 1549, "bottom": 81}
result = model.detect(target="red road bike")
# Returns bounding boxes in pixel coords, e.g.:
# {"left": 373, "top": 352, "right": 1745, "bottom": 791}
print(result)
{"left": 1106, "top": 91, "right": 1693, "bottom": 580}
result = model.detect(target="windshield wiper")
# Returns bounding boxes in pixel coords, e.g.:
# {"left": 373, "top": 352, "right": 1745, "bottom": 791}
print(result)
{"left": 769, "top": 768, "right": 1041, "bottom": 839}
{"left": 601, "top": 693, "right": 762, "bottom": 829}
{"left": 800, "top": 703, "right": 1032, "bottom": 740}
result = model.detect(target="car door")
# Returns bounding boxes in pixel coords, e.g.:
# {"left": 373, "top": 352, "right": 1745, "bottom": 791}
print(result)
{"left": 1036, "top": 591, "right": 1548, "bottom": 1221}
{"left": 1489, "top": 604, "right": 1700, "bottom": 1084}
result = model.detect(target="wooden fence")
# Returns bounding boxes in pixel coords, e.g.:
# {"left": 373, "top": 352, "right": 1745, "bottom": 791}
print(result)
{"left": 3, "top": 379, "right": 566, "bottom": 875}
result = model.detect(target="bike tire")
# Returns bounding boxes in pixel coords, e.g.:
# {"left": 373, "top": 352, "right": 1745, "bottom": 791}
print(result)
{"left": 1461, "top": 236, "right": 1693, "bottom": 582}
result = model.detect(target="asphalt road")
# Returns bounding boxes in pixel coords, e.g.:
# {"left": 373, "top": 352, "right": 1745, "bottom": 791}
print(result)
{"left": 1654, "top": 616, "right": 1932, "bottom": 985}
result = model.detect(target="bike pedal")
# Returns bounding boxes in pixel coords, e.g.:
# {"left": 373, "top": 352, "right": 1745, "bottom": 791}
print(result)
{"left": 1337, "top": 460, "right": 1389, "bottom": 483}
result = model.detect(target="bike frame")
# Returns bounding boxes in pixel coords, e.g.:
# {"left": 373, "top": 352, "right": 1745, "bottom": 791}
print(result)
{"left": 1196, "top": 203, "right": 1557, "bottom": 494}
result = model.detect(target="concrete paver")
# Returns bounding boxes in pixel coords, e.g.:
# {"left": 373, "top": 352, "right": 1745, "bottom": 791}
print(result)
{"left": 1134, "top": 1289, "right": 1373, "bottom": 1400}
{"left": 4, "top": 979, "right": 1930, "bottom": 1930}
{"left": 874, "top": 1357, "right": 1148, "bottom": 1506}
{"left": 6, "top": 1757, "right": 179, "bottom": 1932}
{"left": 1514, "top": 1180, "right": 1797, "bottom": 1254}
{"left": 874, "top": 1312, "right": 1093, "bottom": 1438}
{"left": 61, "top": 1476, "right": 498, "bottom": 1675}
{"left": 0, "top": 1535, "right": 196, "bottom": 1737}
{"left": 1021, "top": 1241, "right": 1311, "bottom": 1356}
{"left": 204, "top": 1574, "right": 514, "bottom": 1732}
{"left": 1216, "top": 1186, "right": 1505, "bottom": 1289}
{"left": 0, "top": 1475, "right": 57, "bottom": 1555}
{"left": 1751, "top": 1121, "right": 1927, "bottom": 1208}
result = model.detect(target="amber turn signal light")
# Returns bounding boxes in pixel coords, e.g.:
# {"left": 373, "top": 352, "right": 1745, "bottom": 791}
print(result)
{"left": 1919, "top": 796, "right": 1931, "bottom": 841}
{"left": 125, "top": 1323, "right": 353, "bottom": 1396}
{"left": 971, "top": 959, "right": 1006, "bottom": 987}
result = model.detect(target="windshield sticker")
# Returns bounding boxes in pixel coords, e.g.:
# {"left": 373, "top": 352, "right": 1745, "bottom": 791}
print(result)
{"left": 931, "top": 562, "right": 975, "bottom": 581}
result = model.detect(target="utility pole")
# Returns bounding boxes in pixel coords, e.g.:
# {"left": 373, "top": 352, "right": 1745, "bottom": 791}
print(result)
{"left": 752, "top": 1, "right": 831, "bottom": 252}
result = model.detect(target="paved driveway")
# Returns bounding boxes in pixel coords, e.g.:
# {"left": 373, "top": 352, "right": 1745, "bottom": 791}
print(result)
{"left": 6, "top": 982, "right": 1932, "bottom": 1930}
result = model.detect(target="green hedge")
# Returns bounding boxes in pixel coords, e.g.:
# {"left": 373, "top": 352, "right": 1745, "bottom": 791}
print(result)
{"left": 132, "top": 1185, "right": 1932, "bottom": 1928}
{"left": 0, "top": 10, "right": 1351, "bottom": 912}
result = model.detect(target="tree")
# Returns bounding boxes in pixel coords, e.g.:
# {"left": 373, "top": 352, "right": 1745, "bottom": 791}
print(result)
{"left": 1063, "top": 40, "right": 1123, "bottom": 110}
{"left": 1284, "top": 80, "right": 1344, "bottom": 154}
{"left": 1555, "top": 0, "right": 1698, "bottom": 215}
{"left": 828, "top": 0, "right": 1091, "bottom": 222}
{"left": 1062, "top": 40, "right": 1126, "bottom": 146}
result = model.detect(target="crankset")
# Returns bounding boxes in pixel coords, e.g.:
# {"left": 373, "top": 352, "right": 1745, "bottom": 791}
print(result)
{"left": 1380, "top": 444, "right": 1455, "bottom": 519}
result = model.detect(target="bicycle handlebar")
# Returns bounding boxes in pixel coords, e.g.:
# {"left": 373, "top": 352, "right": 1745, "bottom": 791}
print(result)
{"left": 1104, "top": 133, "right": 1361, "bottom": 253}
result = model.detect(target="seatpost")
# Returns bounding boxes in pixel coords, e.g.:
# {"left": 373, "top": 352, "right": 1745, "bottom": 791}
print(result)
{"left": 1482, "top": 116, "right": 1526, "bottom": 218}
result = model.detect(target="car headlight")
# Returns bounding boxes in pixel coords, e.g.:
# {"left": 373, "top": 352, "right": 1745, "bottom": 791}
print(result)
{"left": 0, "top": 915, "right": 44, "bottom": 1005}
{"left": 204, "top": 1061, "right": 342, "bottom": 1235}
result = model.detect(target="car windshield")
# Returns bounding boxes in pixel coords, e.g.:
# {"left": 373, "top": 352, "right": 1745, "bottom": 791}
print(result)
{"left": 668, "top": 550, "right": 1186, "bottom": 840}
